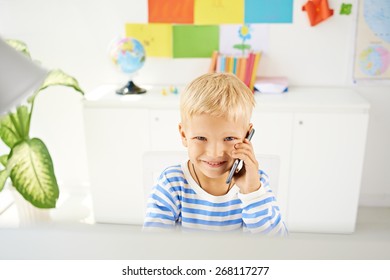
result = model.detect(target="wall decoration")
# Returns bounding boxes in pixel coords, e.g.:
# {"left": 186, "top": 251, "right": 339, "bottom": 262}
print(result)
{"left": 245, "top": 0, "right": 293, "bottom": 23}
{"left": 124, "top": 0, "right": 292, "bottom": 58}
{"left": 125, "top": 23, "right": 172, "bottom": 57}
{"left": 340, "top": 3, "right": 352, "bottom": 15}
{"left": 148, "top": 0, "right": 194, "bottom": 24}
{"left": 219, "top": 24, "right": 269, "bottom": 56}
{"left": 353, "top": 0, "right": 390, "bottom": 81}
{"left": 194, "top": 0, "right": 244, "bottom": 24}
{"left": 173, "top": 25, "right": 219, "bottom": 58}
{"left": 302, "top": 0, "right": 334, "bottom": 27}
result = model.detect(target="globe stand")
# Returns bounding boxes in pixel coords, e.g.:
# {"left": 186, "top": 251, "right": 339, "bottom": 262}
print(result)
{"left": 116, "top": 80, "right": 146, "bottom": 95}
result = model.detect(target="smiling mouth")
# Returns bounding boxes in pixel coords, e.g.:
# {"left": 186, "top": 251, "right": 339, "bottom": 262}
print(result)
{"left": 202, "top": 160, "right": 227, "bottom": 168}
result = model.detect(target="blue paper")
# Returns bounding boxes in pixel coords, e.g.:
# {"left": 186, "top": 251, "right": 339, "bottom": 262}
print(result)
{"left": 245, "top": 0, "right": 293, "bottom": 23}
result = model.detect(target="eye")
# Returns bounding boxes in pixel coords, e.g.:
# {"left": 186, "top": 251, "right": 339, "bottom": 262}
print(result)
{"left": 194, "top": 136, "right": 207, "bottom": 141}
{"left": 224, "top": 137, "right": 236, "bottom": 141}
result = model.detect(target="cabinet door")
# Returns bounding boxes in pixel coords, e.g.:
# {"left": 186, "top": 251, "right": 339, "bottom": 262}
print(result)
{"left": 251, "top": 112, "right": 294, "bottom": 221}
{"left": 150, "top": 109, "right": 186, "bottom": 151}
{"left": 289, "top": 113, "right": 369, "bottom": 233}
{"left": 83, "top": 108, "right": 150, "bottom": 224}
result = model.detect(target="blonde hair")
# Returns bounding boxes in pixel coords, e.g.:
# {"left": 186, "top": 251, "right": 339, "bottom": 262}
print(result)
{"left": 180, "top": 72, "right": 255, "bottom": 124}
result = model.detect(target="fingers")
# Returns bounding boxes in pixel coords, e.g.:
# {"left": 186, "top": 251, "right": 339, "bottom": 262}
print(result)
{"left": 231, "top": 139, "right": 258, "bottom": 167}
{"left": 231, "top": 139, "right": 260, "bottom": 192}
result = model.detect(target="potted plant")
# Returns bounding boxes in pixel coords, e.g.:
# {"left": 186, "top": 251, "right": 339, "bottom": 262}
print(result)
{"left": 0, "top": 39, "right": 84, "bottom": 216}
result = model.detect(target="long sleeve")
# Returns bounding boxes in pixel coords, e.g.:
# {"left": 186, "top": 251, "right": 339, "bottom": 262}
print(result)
{"left": 238, "top": 172, "right": 288, "bottom": 236}
{"left": 144, "top": 164, "right": 288, "bottom": 235}
{"left": 143, "top": 166, "right": 182, "bottom": 230}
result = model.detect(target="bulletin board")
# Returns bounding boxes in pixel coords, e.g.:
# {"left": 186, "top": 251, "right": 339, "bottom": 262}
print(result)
{"left": 353, "top": 0, "right": 390, "bottom": 82}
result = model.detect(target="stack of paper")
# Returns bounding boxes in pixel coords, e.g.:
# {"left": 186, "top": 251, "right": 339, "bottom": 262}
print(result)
{"left": 254, "top": 77, "right": 288, "bottom": 94}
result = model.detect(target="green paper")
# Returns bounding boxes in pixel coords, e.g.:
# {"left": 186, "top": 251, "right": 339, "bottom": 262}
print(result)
{"left": 340, "top": 3, "right": 352, "bottom": 15}
{"left": 173, "top": 25, "right": 219, "bottom": 58}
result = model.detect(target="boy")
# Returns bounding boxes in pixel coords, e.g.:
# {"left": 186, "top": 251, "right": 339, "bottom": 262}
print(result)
{"left": 144, "top": 73, "right": 287, "bottom": 236}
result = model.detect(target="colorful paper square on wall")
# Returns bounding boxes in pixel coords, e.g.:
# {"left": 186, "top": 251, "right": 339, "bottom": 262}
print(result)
{"left": 219, "top": 24, "right": 269, "bottom": 55}
{"left": 148, "top": 0, "right": 194, "bottom": 24}
{"left": 125, "top": 23, "right": 172, "bottom": 57}
{"left": 194, "top": 0, "right": 244, "bottom": 24}
{"left": 173, "top": 25, "right": 219, "bottom": 58}
{"left": 245, "top": 0, "right": 293, "bottom": 23}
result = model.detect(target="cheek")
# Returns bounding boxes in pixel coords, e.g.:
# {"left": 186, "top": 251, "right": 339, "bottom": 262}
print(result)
{"left": 225, "top": 141, "right": 239, "bottom": 157}
{"left": 227, "top": 140, "right": 239, "bottom": 149}
{"left": 187, "top": 142, "right": 200, "bottom": 156}
{"left": 188, "top": 142, "right": 208, "bottom": 160}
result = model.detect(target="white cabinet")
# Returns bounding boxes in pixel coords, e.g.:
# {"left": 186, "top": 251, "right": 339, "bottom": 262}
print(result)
{"left": 150, "top": 109, "right": 185, "bottom": 151}
{"left": 250, "top": 112, "right": 293, "bottom": 220}
{"left": 83, "top": 85, "right": 370, "bottom": 233}
{"left": 83, "top": 107, "right": 150, "bottom": 224}
{"left": 288, "top": 113, "right": 369, "bottom": 233}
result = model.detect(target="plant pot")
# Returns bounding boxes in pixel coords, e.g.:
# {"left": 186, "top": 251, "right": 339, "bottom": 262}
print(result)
{"left": 8, "top": 183, "right": 52, "bottom": 226}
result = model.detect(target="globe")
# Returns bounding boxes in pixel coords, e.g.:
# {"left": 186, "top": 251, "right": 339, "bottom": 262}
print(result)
{"left": 108, "top": 37, "right": 147, "bottom": 94}
{"left": 359, "top": 45, "right": 390, "bottom": 76}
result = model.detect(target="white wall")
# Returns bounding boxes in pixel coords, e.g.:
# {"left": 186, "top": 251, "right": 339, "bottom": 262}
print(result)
{"left": 1, "top": 0, "right": 389, "bottom": 206}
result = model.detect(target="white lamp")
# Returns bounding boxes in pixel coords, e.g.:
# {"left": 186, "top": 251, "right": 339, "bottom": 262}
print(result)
{"left": 0, "top": 37, "right": 47, "bottom": 115}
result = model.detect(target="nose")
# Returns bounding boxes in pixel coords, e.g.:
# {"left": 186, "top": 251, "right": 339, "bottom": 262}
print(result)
{"left": 206, "top": 141, "right": 226, "bottom": 158}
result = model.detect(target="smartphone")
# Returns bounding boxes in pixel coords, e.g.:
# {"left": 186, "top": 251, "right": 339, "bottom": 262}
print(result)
{"left": 226, "top": 129, "right": 255, "bottom": 185}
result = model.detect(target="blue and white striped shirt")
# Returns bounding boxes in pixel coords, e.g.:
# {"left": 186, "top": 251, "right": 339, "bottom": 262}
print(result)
{"left": 144, "top": 162, "right": 287, "bottom": 236}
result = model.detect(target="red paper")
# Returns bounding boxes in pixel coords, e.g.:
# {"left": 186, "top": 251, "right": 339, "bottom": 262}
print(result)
{"left": 302, "top": 0, "right": 334, "bottom": 27}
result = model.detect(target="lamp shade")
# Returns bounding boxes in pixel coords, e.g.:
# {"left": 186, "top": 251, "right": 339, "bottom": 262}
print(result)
{"left": 0, "top": 37, "right": 47, "bottom": 115}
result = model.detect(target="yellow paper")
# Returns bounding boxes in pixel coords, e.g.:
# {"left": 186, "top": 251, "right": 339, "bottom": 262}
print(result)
{"left": 194, "top": 0, "right": 244, "bottom": 24}
{"left": 125, "top": 23, "right": 172, "bottom": 57}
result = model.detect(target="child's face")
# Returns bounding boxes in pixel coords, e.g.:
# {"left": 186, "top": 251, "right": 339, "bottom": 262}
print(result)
{"left": 179, "top": 114, "right": 251, "bottom": 180}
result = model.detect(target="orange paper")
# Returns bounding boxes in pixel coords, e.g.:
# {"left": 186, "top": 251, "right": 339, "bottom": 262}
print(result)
{"left": 302, "top": 0, "right": 334, "bottom": 27}
{"left": 148, "top": 0, "right": 194, "bottom": 24}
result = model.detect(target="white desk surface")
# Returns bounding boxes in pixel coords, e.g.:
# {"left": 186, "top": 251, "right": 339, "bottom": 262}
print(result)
{"left": 1, "top": 206, "right": 389, "bottom": 260}
{"left": 83, "top": 85, "right": 370, "bottom": 113}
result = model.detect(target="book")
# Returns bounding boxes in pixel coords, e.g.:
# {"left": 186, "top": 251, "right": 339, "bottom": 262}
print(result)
{"left": 244, "top": 52, "right": 255, "bottom": 87}
{"left": 207, "top": 51, "right": 262, "bottom": 91}
{"left": 225, "top": 56, "right": 231, "bottom": 73}
{"left": 219, "top": 55, "right": 226, "bottom": 73}
{"left": 208, "top": 51, "right": 219, "bottom": 73}
{"left": 249, "top": 52, "right": 262, "bottom": 91}
{"left": 232, "top": 57, "right": 237, "bottom": 74}
{"left": 227, "top": 56, "right": 234, "bottom": 73}
{"left": 237, "top": 56, "right": 247, "bottom": 82}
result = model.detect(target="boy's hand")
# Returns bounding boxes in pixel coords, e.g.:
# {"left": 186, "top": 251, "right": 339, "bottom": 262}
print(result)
{"left": 231, "top": 139, "right": 261, "bottom": 194}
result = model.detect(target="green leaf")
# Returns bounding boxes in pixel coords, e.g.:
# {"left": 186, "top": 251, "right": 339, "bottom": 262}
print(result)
{"left": 0, "top": 169, "right": 9, "bottom": 192}
{"left": 28, "top": 69, "right": 84, "bottom": 104}
{"left": 0, "top": 154, "right": 12, "bottom": 192}
{"left": 16, "top": 106, "right": 30, "bottom": 139}
{"left": 0, "top": 154, "right": 8, "bottom": 167}
{"left": 0, "top": 106, "right": 30, "bottom": 148}
{"left": 39, "top": 69, "right": 84, "bottom": 94}
{"left": 8, "top": 138, "right": 59, "bottom": 208}
{"left": 0, "top": 114, "right": 19, "bottom": 148}
{"left": 6, "top": 39, "right": 31, "bottom": 57}
{"left": 1, "top": 114, "right": 21, "bottom": 148}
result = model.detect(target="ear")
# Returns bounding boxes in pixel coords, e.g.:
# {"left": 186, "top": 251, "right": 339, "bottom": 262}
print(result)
{"left": 247, "top": 123, "right": 253, "bottom": 136}
{"left": 178, "top": 123, "right": 188, "bottom": 147}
